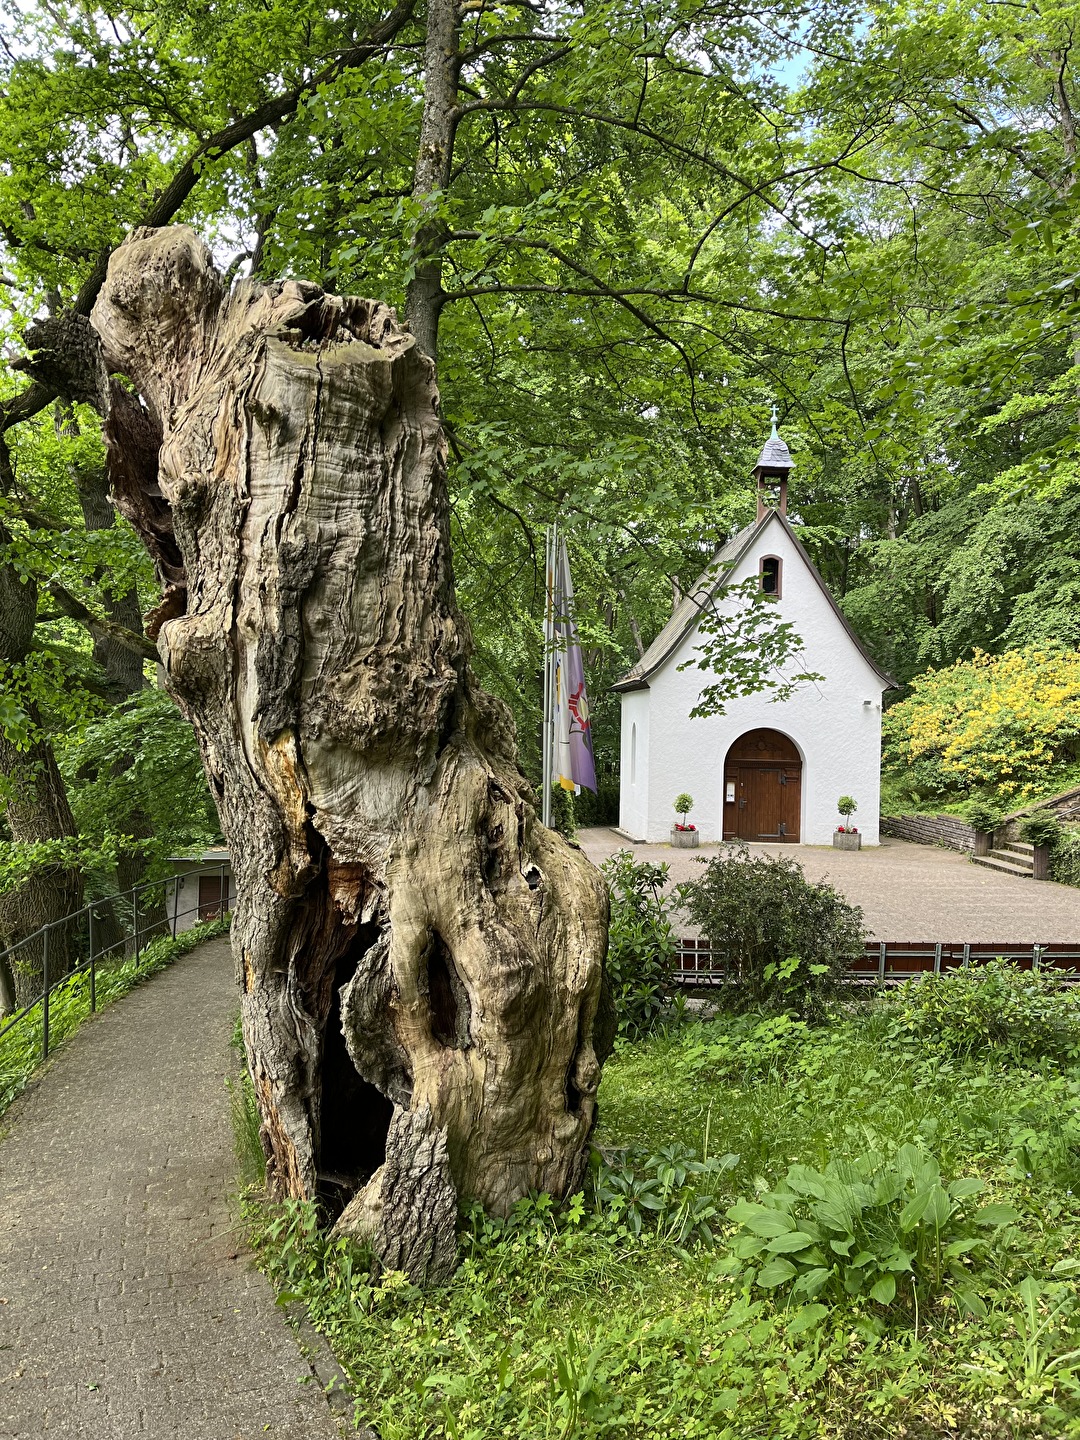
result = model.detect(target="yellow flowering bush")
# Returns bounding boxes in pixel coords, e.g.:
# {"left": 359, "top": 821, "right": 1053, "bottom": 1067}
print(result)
{"left": 883, "top": 647, "right": 1080, "bottom": 801}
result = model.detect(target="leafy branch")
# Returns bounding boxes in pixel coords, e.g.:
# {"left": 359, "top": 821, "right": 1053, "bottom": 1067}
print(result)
{"left": 678, "top": 575, "right": 824, "bottom": 718}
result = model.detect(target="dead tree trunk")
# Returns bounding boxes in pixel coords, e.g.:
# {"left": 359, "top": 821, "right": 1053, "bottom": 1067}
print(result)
{"left": 87, "top": 225, "right": 609, "bottom": 1284}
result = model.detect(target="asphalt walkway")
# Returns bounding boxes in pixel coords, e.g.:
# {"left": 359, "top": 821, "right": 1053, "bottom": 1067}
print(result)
{"left": 0, "top": 935, "right": 342, "bottom": 1439}
{"left": 578, "top": 829, "right": 1080, "bottom": 942}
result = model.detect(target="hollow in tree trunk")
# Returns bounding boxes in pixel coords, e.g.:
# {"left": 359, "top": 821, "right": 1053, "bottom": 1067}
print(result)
{"left": 87, "top": 226, "right": 610, "bottom": 1284}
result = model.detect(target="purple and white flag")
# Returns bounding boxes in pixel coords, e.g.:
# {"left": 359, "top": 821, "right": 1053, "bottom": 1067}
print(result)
{"left": 552, "top": 537, "right": 597, "bottom": 794}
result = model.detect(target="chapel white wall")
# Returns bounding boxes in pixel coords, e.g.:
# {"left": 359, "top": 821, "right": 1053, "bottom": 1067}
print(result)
{"left": 617, "top": 688, "right": 651, "bottom": 839}
{"left": 641, "top": 517, "right": 884, "bottom": 845}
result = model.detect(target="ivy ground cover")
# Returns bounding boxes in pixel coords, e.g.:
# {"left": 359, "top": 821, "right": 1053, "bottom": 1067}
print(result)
{"left": 251, "top": 976, "right": 1080, "bottom": 1438}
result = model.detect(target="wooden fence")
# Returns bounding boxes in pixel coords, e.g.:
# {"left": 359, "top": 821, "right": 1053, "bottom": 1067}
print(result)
{"left": 674, "top": 938, "right": 1080, "bottom": 988}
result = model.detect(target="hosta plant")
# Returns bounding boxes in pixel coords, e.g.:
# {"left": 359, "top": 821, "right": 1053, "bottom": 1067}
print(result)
{"left": 724, "top": 1144, "right": 1019, "bottom": 1314}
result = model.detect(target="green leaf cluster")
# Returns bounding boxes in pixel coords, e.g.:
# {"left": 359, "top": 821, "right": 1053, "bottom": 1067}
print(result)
{"left": 725, "top": 1143, "right": 1019, "bottom": 1314}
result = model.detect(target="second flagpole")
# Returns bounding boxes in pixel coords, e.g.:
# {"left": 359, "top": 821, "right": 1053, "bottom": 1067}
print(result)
{"left": 541, "top": 521, "right": 555, "bottom": 828}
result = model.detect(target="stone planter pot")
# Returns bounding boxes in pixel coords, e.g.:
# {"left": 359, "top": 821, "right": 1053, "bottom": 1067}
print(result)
{"left": 833, "top": 832, "right": 861, "bottom": 851}
{"left": 1033, "top": 843, "right": 1051, "bottom": 881}
{"left": 974, "top": 829, "right": 993, "bottom": 858}
{"left": 671, "top": 828, "right": 699, "bottom": 848}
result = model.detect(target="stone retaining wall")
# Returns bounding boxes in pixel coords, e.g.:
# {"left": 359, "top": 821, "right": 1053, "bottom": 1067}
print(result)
{"left": 880, "top": 813, "right": 976, "bottom": 853}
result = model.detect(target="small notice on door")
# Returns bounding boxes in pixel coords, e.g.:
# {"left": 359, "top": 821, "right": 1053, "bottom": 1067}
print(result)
{"left": 725, "top": 781, "right": 736, "bottom": 803}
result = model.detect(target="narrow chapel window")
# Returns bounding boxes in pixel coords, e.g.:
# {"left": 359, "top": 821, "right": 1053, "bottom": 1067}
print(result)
{"left": 760, "top": 556, "right": 781, "bottom": 596}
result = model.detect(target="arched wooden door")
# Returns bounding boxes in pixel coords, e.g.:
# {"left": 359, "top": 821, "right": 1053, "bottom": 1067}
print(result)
{"left": 723, "top": 729, "right": 802, "bottom": 842}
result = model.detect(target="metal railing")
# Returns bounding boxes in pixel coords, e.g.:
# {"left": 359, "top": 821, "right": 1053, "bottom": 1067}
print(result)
{"left": 0, "top": 863, "right": 230, "bottom": 1060}
{"left": 674, "top": 937, "right": 1080, "bottom": 988}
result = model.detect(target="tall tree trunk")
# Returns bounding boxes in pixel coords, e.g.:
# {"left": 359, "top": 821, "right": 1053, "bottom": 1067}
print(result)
{"left": 89, "top": 226, "right": 609, "bottom": 1285}
{"left": 404, "top": 0, "right": 457, "bottom": 359}
{"left": 68, "top": 437, "right": 166, "bottom": 947}
{"left": 0, "top": 509, "right": 82, "bottom": 1009}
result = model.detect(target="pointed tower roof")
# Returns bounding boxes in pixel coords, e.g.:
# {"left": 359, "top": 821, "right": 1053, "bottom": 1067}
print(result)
{"left": 754, "top": 416, "right": 794, "bottom": 474}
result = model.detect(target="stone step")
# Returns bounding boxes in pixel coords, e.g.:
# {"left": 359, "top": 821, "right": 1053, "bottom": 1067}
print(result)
{"left": 1000, "top": 840, "right": 1035, "bottom": 857}
{"left": 972, "top": 854, "right": 1034, "bottom": 879}
{"left": 989, "top": 846, "right": 1033, "bottom": 869}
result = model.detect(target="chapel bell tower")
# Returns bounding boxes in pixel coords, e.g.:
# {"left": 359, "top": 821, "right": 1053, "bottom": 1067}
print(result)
{"left": 753, "top": 414, "right": 794, "bottom": 522}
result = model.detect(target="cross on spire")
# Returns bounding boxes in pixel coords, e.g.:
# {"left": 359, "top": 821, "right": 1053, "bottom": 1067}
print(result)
{"left": 753, "top": 417, "right": 794, "bottom": 521}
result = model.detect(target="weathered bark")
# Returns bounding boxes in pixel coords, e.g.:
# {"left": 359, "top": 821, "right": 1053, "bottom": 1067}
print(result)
{"left": 0, "top": 521, "right": 82, "bottom": 1008}
{"left": 88, "top": 226, "right": 608, "bottom": 1284}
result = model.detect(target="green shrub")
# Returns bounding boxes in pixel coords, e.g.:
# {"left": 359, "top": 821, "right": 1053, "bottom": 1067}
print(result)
{"left": 678, "top": 1010, "right": 814, "bottom": 1082}
{"left": 573, "top": 778, "right": 620, "bottom": 828}
{"left": 542, "top": 782, "right": 575, "bottom": 838}
{"left": 1020, "top": 810, "right": 1063, "bottom": 847}
{"left": 589, "top": 1144, "right": 739, "bottom": 1245}
{"left": 601, "top": 852, "right": 679, "bottom": 1040}
{"left": 964, "top": 798, "right": 1001, "bottom": 833}
{"left": 723, "top": 1143, "right": 1019, "bottom": 1314}
{"left": 463, "top": 1144, "right": 741, "bottom": 1253}
{"left": 885, "top": 960, "right": 1080, "bottom": 1065}
{"left": 1051, "top": 825, "right": 1080, "bottom": 888}
{"left": 680, "top": 846, "right": 865, "bottom": 1018}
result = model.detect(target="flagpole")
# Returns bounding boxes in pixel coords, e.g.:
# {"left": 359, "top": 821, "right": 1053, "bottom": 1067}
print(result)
{"left": 541, "top": 522, "right": 554, "bottom": 827}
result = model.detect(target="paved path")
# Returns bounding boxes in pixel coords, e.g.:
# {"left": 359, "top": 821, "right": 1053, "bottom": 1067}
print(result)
{"left": 0, "top": 936, "right": 342, "bottom": 1439}
{"left": 578, "top": 828, "right": 1080, "bottom": 942}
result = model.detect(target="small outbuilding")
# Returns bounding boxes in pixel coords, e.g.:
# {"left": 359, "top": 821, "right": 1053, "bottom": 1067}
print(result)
{"left": 166, "top": 849, "right": 234, "bottom": 934}
{"left": 614, "top": 428, "right": 894, "bottom": 845}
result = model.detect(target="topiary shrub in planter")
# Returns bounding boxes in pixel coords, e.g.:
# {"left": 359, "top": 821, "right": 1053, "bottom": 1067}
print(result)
{"left": 1020, "top": 811, "right": 1062, "bottom": 881}
{"left": 834, "top": 795, "right": 860, "bottom": 850}
{"left": 672, "top": 792, "right": 698, "bottom": 848}
{"left": 680, "top": 845, "right": 865, "bottom": 1019}
{"left": 600, "top": 853, "right": 680, "bottom": 1040}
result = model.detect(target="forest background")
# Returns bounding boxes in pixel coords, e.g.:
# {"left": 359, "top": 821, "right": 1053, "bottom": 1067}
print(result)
{"left": 2, "top": 0, "right": 1080, "bottom": 928}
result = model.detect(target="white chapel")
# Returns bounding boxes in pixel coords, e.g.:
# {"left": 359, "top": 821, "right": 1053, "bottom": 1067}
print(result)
{"left": 614, "top": 428, "right": 894, "bottom": 846}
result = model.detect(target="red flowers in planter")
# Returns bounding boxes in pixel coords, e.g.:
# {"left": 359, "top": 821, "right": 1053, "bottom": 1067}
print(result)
{"left": 836, "top": 826, "right": 859, "bottom": 834}
{"left": 674, "top": 823, "right": 697, "bottom": 832}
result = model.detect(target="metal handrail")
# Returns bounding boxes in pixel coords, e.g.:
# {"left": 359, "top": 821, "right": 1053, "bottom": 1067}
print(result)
{"left": 673, "top": 937, "right": 1080, "bottom": 988}
{"left": 0, "top": 861, "right": 230, "bottom": 1059}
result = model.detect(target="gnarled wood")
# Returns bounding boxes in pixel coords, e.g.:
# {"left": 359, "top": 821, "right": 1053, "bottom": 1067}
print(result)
{"left": 89, "top": 226, "right": 608, "bottom": 1283}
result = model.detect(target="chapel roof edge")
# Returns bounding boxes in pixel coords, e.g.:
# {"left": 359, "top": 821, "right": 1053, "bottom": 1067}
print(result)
{"left": 611, "top": 510, "right": 896, "bottom": 692}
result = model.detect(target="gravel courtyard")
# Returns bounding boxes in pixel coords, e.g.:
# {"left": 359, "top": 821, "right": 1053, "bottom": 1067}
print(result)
{"left": 576, "top": 828, "right": 1080, "bottom": 942}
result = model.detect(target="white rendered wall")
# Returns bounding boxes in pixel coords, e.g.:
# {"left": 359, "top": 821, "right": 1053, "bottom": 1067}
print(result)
{"left": 618, "top": 688, "right": 651, "bottom": 839}
{"left": 167, "top": 865, "right": 235, "bottom": 934}
{"left": 638, "top": 515, "right": 885, "bottom": 845}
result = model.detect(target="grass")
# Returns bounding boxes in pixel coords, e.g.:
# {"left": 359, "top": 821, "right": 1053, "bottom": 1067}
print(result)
{"left": 0, "top": 916, "right": 230, "bottom": 1123}
{"left": 242, "top": 986, "right": 1080, "bottom": 1439}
